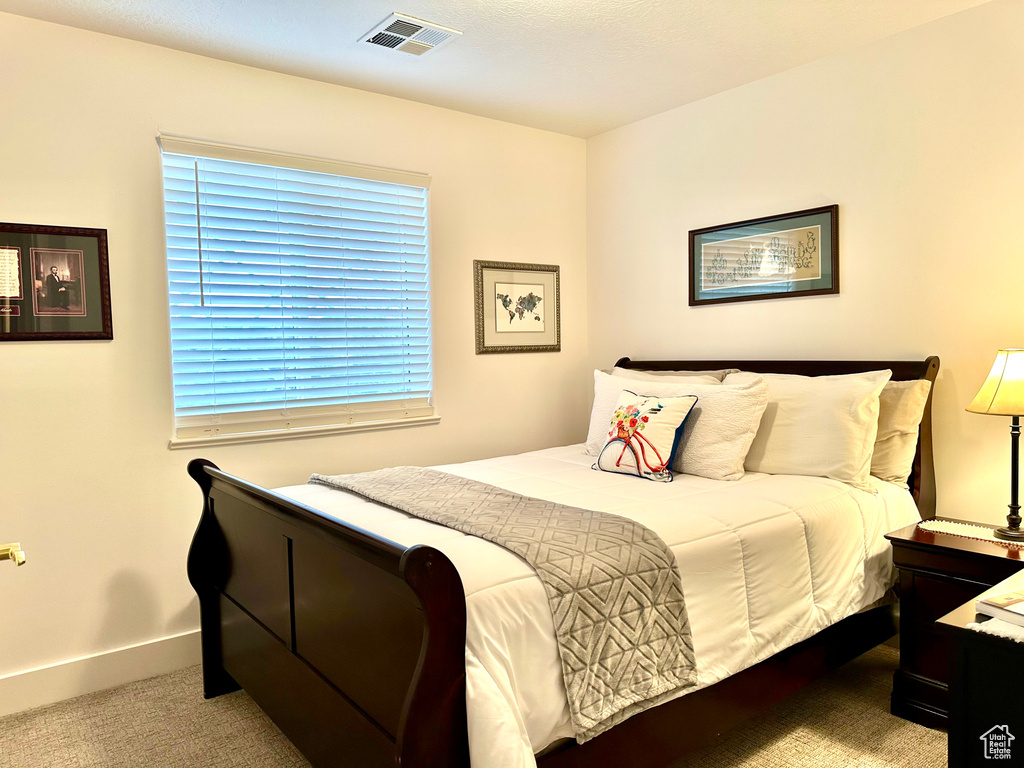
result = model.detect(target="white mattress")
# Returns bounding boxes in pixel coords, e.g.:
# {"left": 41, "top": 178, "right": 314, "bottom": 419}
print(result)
{"left": 276, "top": 444, "right": 920, "bottom": 768}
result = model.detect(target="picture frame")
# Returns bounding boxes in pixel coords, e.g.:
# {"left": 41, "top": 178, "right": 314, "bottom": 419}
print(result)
{"left": 474, "top": 260, "right": 560, "bottom": 354}
{"left": 688, "top": 205, "right": 838, "bottom": 306}
{"left": 0, "top": 222, "right": 112, "bottom": 341}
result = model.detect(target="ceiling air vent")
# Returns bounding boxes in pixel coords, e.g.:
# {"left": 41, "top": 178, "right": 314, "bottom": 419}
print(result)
{"left": 362, "top": 13, "right": 462, "bottom": 56}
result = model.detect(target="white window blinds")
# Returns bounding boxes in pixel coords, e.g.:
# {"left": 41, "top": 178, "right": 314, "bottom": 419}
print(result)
{"left": 159, "top": 137, "right": 433, "bottom": 441}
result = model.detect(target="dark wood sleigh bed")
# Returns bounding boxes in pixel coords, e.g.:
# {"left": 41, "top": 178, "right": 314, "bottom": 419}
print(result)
{"left": 186, "top": 356, "right": 940, "bottom": 768}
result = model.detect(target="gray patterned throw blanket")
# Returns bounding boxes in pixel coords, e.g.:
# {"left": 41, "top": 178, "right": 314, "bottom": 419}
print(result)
{"left": 309, "top": 466, "right": 696, "bottom": 742}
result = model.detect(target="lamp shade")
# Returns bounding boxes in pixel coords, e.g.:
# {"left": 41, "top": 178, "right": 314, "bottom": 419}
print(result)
{"left": 966, "top": 349, "right": 1024, "bottom": 416}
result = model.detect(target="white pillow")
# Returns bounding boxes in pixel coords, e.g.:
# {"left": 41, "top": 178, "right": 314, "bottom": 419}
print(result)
{"left": 594, "top": 391, "right": 698, "bottom": 482}
{"left": 872, "top": 379, "right": 932, "bottom": 488}
{"left": 611, "top": 366, "right": 739, "bottom": 382}
{"left": 586, "top": 370, "right": 769, "bottom": 481}
{"left": 726, "top": 369, "right": 892, "bottom": 491}
{"left": 586, "top": 370, "right": 718, "bottom": 455}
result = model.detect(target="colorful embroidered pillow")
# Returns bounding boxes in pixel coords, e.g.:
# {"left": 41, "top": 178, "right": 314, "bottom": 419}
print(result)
{"left": 594, "top": 391, "right": 698, "bottom": 482}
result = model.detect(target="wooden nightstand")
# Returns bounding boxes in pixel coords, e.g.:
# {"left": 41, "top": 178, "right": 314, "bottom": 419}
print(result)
{"left": 885, "top": 520, "right": 1024, "bottom": 728}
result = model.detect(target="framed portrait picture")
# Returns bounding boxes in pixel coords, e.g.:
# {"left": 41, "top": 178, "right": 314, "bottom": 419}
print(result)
{"left": 689, "top": 205, "right": 838, "bottom": 306}
{"left": 0, "top": 222, "right": 112, "bottom": 341}
{"left": 474, "top": 260, "right": 560, "bottom": 354}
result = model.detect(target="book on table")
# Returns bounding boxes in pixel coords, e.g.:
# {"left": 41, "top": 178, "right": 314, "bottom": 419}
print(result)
{"left": 976, "top": 591, "right": 1024, "bottom": 626}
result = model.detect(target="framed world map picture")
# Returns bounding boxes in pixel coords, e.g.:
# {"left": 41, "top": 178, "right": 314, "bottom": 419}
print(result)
{"left": 474, "top": 260, "right": 560, "bottom": 354}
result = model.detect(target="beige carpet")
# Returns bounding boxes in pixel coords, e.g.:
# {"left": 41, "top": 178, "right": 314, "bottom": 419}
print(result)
{"left": 0, "top": 645, "right": 944, "bottom": 768}
{"left": 668, "top": 645, "right": 946, "bottom": 768}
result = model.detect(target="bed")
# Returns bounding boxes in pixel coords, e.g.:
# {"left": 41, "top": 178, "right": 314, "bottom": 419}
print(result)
{"left": 186, "top": 356, "right": 939, "bottom": 768}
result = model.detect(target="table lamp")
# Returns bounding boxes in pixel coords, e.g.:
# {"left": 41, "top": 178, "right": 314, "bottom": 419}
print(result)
{"left": 967, "top": 349, "right": 1024, "bottom": 541}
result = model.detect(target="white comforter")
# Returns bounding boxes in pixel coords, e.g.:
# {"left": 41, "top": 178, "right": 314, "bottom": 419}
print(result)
{"left": 276, "top": 445, "right": 919, "bottom": 768}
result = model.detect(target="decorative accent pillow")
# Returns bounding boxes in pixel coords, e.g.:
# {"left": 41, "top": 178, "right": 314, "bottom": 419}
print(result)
{"left": 726, "top": 369, "right": 892, "bottom": 491}
{"left": 611, "top": 366, "right": 739, "bottom": 382}
{"left": 586, "top": 369, "right": 719, "bottom": 455}
{"left": 872, "top": 379, "right": 932, "bottom": 488}
{"left": 594, "top": 391, "right": 698, "bottom": 482}
{"left": 586, "top": 370, "right": 769, "bottom": 481}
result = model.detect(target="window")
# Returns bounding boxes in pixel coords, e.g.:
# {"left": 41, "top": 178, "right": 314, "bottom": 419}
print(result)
{"left": 158, "top": 136, "right": 434, "bottom": 444}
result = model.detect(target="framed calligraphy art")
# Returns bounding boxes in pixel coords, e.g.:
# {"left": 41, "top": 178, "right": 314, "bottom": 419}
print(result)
{"left": 688, "top": 205, "right": 838, "bottom": 306}
{"left": 474, "top": 260, "right": 560, "bottom": 354}
{"left": 0, "top": 222, "right": 112, "bottom": 341}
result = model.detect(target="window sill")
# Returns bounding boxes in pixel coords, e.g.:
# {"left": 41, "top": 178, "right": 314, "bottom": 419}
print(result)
{"left": 168, "top": 414, "right": 441, "bottom": 450}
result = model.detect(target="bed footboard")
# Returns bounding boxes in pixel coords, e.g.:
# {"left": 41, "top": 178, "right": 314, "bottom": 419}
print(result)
{"left": 186, "top": 459, "right": 470, "bottom": 768}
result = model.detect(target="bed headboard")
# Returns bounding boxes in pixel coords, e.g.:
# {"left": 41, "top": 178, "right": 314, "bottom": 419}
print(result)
{"left": 614, "top": 356, "right": 941, "bottom": 520}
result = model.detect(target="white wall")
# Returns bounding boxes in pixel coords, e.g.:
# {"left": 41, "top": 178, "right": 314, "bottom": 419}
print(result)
{"left": 0, "top": 12, "right": 587, "bottom": 705}
{"left": 587, "top": 0, "right": 1024, "bottom": 526}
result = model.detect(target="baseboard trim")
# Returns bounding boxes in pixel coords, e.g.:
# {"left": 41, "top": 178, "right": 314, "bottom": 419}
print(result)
{"left": 0, "top": 629, "right": 201, "bottom": 718}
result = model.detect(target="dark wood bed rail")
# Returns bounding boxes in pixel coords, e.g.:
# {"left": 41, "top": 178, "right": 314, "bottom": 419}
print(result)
{"left": 186, "top": 459, "right": 469, "bottom": 767}
{"left": 187, "top": 356, "right": 939, "bottom": 768}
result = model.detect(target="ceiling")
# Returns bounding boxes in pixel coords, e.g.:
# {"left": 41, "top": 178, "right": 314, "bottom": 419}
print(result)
{"left": 1, "top": 0, "right": 991, "bottom": 137}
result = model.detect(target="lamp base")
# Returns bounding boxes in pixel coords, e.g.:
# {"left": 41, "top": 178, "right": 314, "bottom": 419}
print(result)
{"left": 994, "top": 525, "right": 1024, "bottom": 542}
